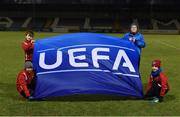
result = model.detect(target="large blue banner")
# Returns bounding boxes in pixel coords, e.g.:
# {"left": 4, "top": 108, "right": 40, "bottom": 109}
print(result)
{"left": 32, "top": 33, "right": 143, "bottom": 99}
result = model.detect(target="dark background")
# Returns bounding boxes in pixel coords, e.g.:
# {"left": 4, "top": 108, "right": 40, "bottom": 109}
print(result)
{"left": 1, "top": 0, "right": 179, "bottom": 18}
{"left": 0, "top": 0, "right": 179, "bottom": 32}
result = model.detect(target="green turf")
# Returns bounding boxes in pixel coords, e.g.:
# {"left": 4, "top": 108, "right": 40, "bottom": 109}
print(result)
{"left": 0, "top": 31, "right": 179, "bottom": 116}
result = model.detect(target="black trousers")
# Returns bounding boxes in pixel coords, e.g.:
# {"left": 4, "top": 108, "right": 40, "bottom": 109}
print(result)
{"left": 28, "top": 77, "right": 36, "bottom": 95}
{"left": 145, "top": 81, "right": 168, "bottom": 99}
{"left": 20, "top": 78, "right": 36, "bottom": 98}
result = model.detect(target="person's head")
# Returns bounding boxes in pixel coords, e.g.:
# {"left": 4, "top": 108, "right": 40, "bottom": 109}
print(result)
{"left": 152, "top": 59, "right": 161, "bottom": 72}
{"left": 130, "top": 23, "right": 138, "bottom": 34}
{"left": 25, "top": 30, "right": 34, "bottom": 41}
{"left": 24, "top": 61, "right": 33, "bottom": 73}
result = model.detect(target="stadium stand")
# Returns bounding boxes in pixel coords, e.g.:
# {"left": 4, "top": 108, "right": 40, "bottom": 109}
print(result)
{"left": 153, "top": 19, "right": 179, "bottom": 30}
{"left": 1, "top": 17, "right": 180, "bottom": 33}
{"left": 0, "top": 0, "right": 179, "bottom": 34}
{"left": 138, "top": 19, "right": 153, "bottom": 30}
{"left": 10, "top": 17, "right": 27, "bottom": 30}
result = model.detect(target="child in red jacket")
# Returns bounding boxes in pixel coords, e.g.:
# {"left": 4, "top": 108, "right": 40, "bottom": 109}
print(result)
{"left": 145, "top": 59, "right": 170, "bottom": 102}
{"left": 22, "top": 30, "right": 35, "bottom": 62}
{"left": 16, "top": 61, "right": 35, "bottom": 99}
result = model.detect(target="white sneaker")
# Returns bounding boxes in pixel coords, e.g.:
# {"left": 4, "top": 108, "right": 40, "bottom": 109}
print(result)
{"left": 151, "top": 97, "right": 159, "bottom": 103}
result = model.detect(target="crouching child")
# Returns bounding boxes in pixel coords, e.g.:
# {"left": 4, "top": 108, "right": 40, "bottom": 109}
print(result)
{"left": 16, "top": 61, "right": 36, "bottom": 100}
{"left": 144, "top": 59, "right": 170, "bottom": 102}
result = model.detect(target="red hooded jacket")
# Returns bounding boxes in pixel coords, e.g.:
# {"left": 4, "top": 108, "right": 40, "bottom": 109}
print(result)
{"left": 146, "top": 72, "right": 170, "bottom": 97}
{"left": 16, "top": 70, "right": 35, "bottom": 97}
{"left": 22, "top": 39, "right": 34, "bottom": 61}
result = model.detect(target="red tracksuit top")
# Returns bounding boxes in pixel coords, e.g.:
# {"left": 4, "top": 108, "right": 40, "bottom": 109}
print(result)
{"left": 146, "top": 72, "right": 170, "bottom": 97}
{"left": 22, "top": 39, "right": 34, "bottom": 61}
{"left": 16, "top": 70, "right": 35, "bottom": 97}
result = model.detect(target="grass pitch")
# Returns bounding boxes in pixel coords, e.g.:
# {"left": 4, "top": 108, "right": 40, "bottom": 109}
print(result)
{"left": 0, "top": 31, "right": 180, "bottom": 115}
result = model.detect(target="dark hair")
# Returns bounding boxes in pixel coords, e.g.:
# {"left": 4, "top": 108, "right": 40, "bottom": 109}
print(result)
{"left": 130, "top": 23, "right": 139, "bottom": 28}
{"left": 25, "top": 30, "right": 34, "bottom": 37}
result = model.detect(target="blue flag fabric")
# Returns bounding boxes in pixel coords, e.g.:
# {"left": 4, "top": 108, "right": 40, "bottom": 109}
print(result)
{"left": 32, "top": 33, "right": 143, "bottom": 99}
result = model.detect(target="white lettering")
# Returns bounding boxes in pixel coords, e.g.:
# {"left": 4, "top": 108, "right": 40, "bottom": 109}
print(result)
{"left": 92, "top": 48, "right": 110, "bottom": 68}
{"left": 113, "top": 50, "right": 136, "bottom": 72}
{"left": 39, "top": 50, "right": 62, "bottom": 69}
{"left": 38, "top": 47, "right": 136, "bottom": 73}
{"left": 68, "top": 48, "right": 89, "bottom": 67}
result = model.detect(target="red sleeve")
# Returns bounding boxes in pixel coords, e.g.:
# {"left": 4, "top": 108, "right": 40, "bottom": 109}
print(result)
{"left": 22, "top": 41, "right": 34, "bottom": 51}
{"left": 18, "top": 74, "right": 30, "bottom": 97}
{"left": 146, "top": 76, "right": 152, "bottom": 92}
{"left": 159, "top": 73, "right": 168, "bottom": 97}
